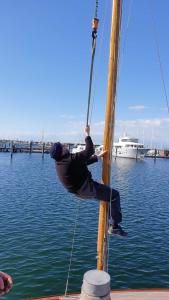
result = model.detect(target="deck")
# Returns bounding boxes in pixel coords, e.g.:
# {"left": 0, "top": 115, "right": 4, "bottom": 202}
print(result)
{"left": 30, "top": 289, "right": 169, "bottom": 300}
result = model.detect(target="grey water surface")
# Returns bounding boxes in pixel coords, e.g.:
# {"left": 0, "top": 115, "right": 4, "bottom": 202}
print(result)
{"left": 0, "top": 153, "right": 169, "bottom": 299}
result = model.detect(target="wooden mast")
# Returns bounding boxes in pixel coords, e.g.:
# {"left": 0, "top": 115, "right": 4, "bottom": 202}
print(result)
{"left": 97, "top": 0, "right": 122, "bottom": 271}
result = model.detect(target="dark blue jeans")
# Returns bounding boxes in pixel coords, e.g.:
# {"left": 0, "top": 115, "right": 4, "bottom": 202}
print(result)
{"left": 75, "top": 178, "right": 122, "bottom": 225}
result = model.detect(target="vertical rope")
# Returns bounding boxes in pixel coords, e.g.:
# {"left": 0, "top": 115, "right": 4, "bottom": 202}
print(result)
{"left": 86, "top": 39, "right": 97, "bottom": 126}
{"left": 86, "top": 1, "right": 99, "bottom": 126}
{"left": 89, "top": 0, "right": 109, "bottom": 126}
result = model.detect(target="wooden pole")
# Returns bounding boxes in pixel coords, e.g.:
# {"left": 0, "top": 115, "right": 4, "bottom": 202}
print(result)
{"left": 97, "top": 0, "right": 122, "bottom": 271}
{"left": 29, "top": 141, "right": 32, "bottom": 154}
{"left": 10, "top": 141, "right": 13, "bottom": 159}
{"left": 42, "top": 142, "right": 45, "bottom": 158}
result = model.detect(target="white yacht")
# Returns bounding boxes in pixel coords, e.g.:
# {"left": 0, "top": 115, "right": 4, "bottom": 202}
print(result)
{"left": 112, "top": 135, "right": 147, "bottom": 159}
{"left": 96, "top": 135, "right": 147, "bottom": 159}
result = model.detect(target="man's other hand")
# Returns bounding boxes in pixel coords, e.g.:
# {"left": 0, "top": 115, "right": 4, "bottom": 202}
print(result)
{"left": 97, "top": 150, "right": 107, "bottom": 158}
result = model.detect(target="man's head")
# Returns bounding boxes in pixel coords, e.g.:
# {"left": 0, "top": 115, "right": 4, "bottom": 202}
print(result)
{"left": 50, "top": 142, "right": 63, "bottom": 161}
{"left": 50, "top": 142, "right": 69, "bottom": 161}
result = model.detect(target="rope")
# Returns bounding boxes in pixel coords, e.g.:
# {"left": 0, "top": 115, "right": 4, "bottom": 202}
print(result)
{"left": 86, "top": 1, "right": 99, "bottom": 126}
{"left": 89, "top": 0, "right": 109, "bottom": 126}
{"left": 86, "top": 39, "right": 97, "bottom": 126}
{"left": 64, "top": 200, "right": 80, "bottom": 296}
{"left": 64, "top": 2, "right": 99, "bottom": 289}
{"left": 150, "top": 5, "right": 169, "bottom": 113}
{"left": 106, "top": 189, "right": 112, "bottom": 272}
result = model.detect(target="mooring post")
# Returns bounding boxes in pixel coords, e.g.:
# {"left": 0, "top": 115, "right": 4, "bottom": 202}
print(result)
{"left": 115, "top": 147, "right": 117, "bottom": 159}
{"left": 80, "top": 270, "right": 111, "bottom": 300}
{"left": 10, "top": 141, "right": 13, "bottom": 159}
{"left": 29, "top": 141, "right": 32, "bottom": 154}
{"left": 42, "top": 142, "right": 45, "bottom": 158}
{"left": 154, "top": 148, "right": 157, "bottom": 161}
{"left": 136, "top": 147, "right": 138, "bottom": 160}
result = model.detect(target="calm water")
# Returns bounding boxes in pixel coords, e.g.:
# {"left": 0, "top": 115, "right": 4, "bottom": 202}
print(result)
{"left": 0, "top": 153, "right": 169, "bottom": 299}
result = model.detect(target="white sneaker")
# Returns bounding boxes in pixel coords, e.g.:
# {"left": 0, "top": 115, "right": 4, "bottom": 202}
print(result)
{"left": 108, "top": 225, "right": 128, "bottom": 237}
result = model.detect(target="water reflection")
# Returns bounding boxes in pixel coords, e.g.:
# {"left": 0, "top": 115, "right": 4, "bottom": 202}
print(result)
{"left": 111, "top": 158, "right": 145, "bottom": 194}
{"left": 113, "top": 157, "right": 143, "bottom": 171}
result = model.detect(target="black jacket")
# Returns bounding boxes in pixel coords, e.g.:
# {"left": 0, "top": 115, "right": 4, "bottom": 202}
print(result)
{"left": 55, "top": 136, "right": 98, "bottom": 193}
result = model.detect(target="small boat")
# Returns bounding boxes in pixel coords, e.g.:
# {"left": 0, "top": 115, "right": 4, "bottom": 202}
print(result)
{"left": 71, "top": 144, "right": 86, "bottom": 153}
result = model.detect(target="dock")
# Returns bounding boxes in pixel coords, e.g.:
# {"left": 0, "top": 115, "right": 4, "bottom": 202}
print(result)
{"left": 0, "top": 140, "right": 75, "bottom": 154}
{"left": 0, "top": 140, "right": 169, "bottom": 159}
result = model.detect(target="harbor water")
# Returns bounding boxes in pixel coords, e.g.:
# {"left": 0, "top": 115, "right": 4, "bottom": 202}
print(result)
{"left": 0, "top": 153, "right": 169, "bottom": 299}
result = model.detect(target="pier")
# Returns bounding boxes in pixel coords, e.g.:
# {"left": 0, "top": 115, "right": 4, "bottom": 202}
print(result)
{"left": 0, "top": 141, "right": 51, "bottom": 154}
{"left": 145, "top": 149, "right": 169, "bottom": 159}
{"left": 0, "top": 140, "right": 169, "bottom": 158}
{"left": 0, "top": 140, "right": 75, "bottom": 154}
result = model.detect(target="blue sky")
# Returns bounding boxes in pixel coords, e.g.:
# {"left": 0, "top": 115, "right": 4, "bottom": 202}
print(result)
{"left": 0, "top": 0, "right": 169, "bottom": 148}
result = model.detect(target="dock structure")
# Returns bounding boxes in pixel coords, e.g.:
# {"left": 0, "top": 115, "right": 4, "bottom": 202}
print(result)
{"left": 0, "top": 141, "right": 74, "bottom": 154}
{"left": 145, "top": 149, "right": 169, "bottom": 159}
{"left": 10, "top": 141, "right": 14, "bottom": 158}
{"left": 0, "top": 141, "right": 51, "bottom": 154}
{"left": 30, "top": 289, "right": 169, "bottom": 300}
{"left": 29, "top": 141, "right": 33, "bottom": 154}
{"left": 0, "top": 140, "right": 169, "bottom": 158}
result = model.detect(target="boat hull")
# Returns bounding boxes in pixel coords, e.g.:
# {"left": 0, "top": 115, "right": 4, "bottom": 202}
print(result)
{"left": 112, "top": 147, "right": 147, "bottom": 159}
{"left": 30, "top": 289, "right": 169, "bottom": 300}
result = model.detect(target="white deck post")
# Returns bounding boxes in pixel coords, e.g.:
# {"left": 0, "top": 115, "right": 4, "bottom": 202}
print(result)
{"left": 80, "top": 270, "right": 111, "bottom": 300}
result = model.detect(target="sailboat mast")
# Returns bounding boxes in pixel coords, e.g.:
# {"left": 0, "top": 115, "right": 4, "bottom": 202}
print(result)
{"left": 97, "top": 0, "right": 122, "bottom": 271}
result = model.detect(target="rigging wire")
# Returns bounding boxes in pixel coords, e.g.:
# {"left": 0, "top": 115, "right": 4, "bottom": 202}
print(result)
{"left": 150, "top": 4, "right": 169, "bottom": 113}
{"left": 65, "top": 200, "right": 80, "bottom": 296}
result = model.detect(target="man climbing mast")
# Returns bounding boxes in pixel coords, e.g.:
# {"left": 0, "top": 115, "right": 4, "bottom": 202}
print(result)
{"left": 50, "top": 126, "right": 127, "bottom": 237}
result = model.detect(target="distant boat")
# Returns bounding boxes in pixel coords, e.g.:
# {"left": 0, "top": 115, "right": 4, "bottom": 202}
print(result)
{"left": 71, "top": 144, "right": 86, "bottom": 153}
{"left": 112, "top": 135, "right": 148, "bottom": 159}
{"left": 95, "top": 135, "right": 147, "bottom": 159}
